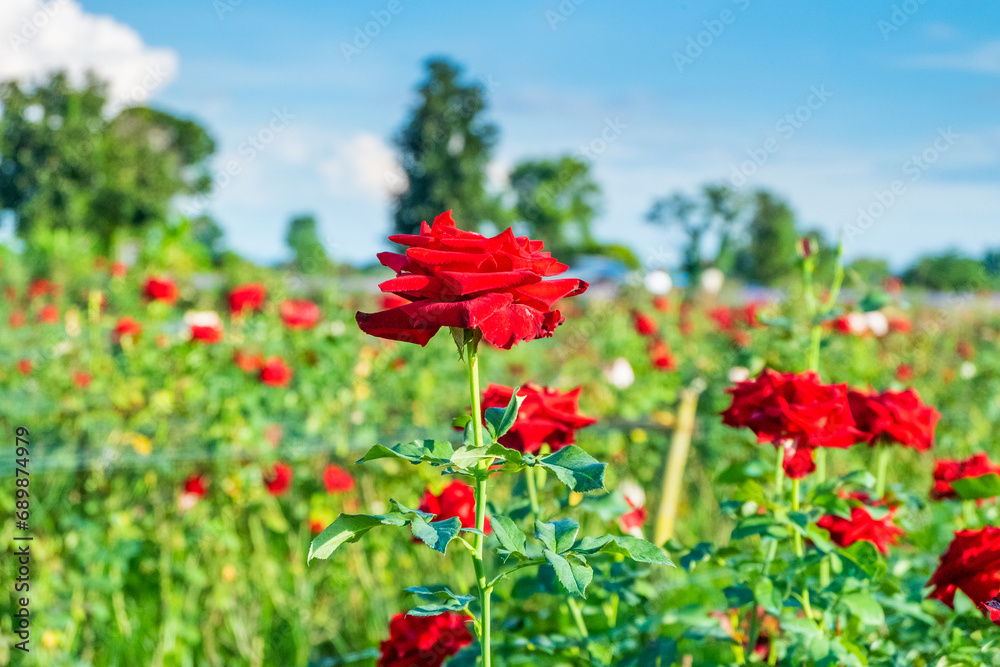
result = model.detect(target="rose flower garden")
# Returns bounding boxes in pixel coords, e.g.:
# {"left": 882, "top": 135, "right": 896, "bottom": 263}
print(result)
{"left": 3, "top": 208, "right": 1000, "bottom": 666}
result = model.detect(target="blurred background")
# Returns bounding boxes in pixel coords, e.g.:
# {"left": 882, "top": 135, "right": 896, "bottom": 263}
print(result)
{"left": 2, "top": 1, "right": 1000, "bottom": 666}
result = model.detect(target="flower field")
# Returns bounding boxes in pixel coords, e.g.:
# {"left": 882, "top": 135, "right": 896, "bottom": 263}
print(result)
{"left": 4, "top": 220, "right": 1000, "bottom": 667}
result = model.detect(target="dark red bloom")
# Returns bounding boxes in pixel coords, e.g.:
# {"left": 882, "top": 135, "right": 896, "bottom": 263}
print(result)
{"left": 9, "top": 312, "right": 25, "bottom": 328}
{"left": 38, "top": 304, "right": 59, "bottom": 324}
{"left": 144, "top": 276, "right": 179, "bottom": 304}
{"left": 650, "top": 339, "right": 677, "bottom": 371}
{"left": 229, "top": 283, "right": 266, "bottom": 315}
{"left": 817, "top": 492, "right": 904, "bottom": 554}
{"left": 27, "top": 279, "right": 58, "bottom": 300}
{"left": 73, "top": 372, "right": 92, "bottom": 388}
{"left": 184, "top": 474, "right": 207, "bottom": 498}
{"left": 848, "top": 388, "right": 940, "bottom": 451}
{"left": 721, "top": 369, "right": 864, "bottom": 479}
{"left": 931, "top": 453, "right": 1000, "bottom": 501}
{"left": 633, "top": 311, "right": 658, "bottom": 336}
{"left": 419, "top": 481, "right": 490, "bottom": 534}
{"left": 481, "top": 383, "right": 596, "bottom": 454}
{"left": 323, "top": 464, "right": 355, "bottom": 494}
{"left": 264, "top": 462, "right": 293, "bottom": 496}
{"left": 928, "top": 527, "right": 1000, "bottom": 621}
{"left": 985, "top": 594, "right": 1000, "bottom": 626}
{"left": 114, "top": 317, "right": 143, "bottom": 342}
{"left": 259, "top": 357, "right": 293, "bottom": 387}
{"left": 356, "top": 211, "right": 588, "bottom": 349}
{"left": 379, "top": 293, "right": 410, "bottom": 310}
{"left": 17, "top": 359, "right": 32, "bottom": 375}
{"left": 280, "top": 299, "right": 321, "bottom": 330}
{"left": 377, "top": 612, "right": 472, "bottom": 667}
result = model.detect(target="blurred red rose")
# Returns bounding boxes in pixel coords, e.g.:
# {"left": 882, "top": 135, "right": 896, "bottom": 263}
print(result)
{"left": 27, "top": 279, "right": 56, "bottom": 300}
{"left": 38, "top": 304, "right": 59, "bottom": 324}
{"left": 310, "top": 519, "right": 325, "bottom": 534}
{"left": 957, "top": 340, "right": 975, "bottom": 361}
{"left": 652, "top": 296, "right": 671, "bottom": 312}
{"left": 710, "top": 306, "right": 735, "bottom": 332}
{"left": 111, "top": 261, "right": 127, "bottom": 278}
{"left": 230, "top": 283, "right": 266, "bottom": 315}
{"left": 481, "top": 383, "right": 596, "bottom": 454}
{"left": 17, "top": 359, "right": 32, "bottom": 375}
{"left": 280, "top": 299, "right": 321, "bottom": 329}
{"left": 931, "top": 453, "right": 1000, "bottom": 501}
{"left": 650, "top": 339, "right": 677, "bottom": 371}
{"left": 144, "top": 276, "right": 178, "bottom": 304}
{"left": 9, "top": 312, "right": 25, "bottom": 328}
{"left": 73, "top": 372, "right": 92, "bottom": 388}
{"left": 184, "top": 474, "right": 207, "bottom": 498}
{"left": 633, "top": 311, "right": 657, "bottom": 336}
{"left": 896, "top": 364, "right": 914, "bottom": 382}
{"left": 323, "top": 464, "right": 355, "bottom": 494}
{"left": 356, "top": 211, "right": 588, "bottom": 349}
{"left": 264, "top": 463, "right": 293, "bottom": 496}
{"left": 259, "top": 357, "right": 293, "bottom": 386}
{"left": 114, "top": 317, "right": 143, "bottom": 343}
{"left": 377, "top": 612, "right": 472, "bottom": 667}
{"left": 888, "top": 316, "right": 912, "bottom": 334}
{"left": 817, "top": 492, "right": 904, "bottom": 554}
{"left": 928, "top": 527, "right": 1000, "bottom": 621}
{"left": 234, "top": 350, "right": 265, "bottom": 372}
{"left": 722, "top": 369, "right": 864, "bottom": 479}
{"left": 190, "top": 324, "right": 222, "bottom": 343}
{"left": 419, "top": 481, "right": 490, "bottom": 533}
{"left": 848, "top": 388, "right": 939, "bottom": 451}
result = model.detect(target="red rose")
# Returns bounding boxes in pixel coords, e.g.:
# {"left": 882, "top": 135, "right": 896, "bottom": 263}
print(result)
{"left": 73, "top": 372, "right": 92, "bottom": 388}
{"left": 114, "top": 317, "right": 143, "bottom": 342}
{"left": 377, "top": 612, "right": 473, "bottom": 667}
{"left": 652, "top": 296, "right": 671, "bottom": 312}
{"left": 229, "top": 283, "right": 266, "bottom": 315}
{"left": 896, "top": 364, "right": 914, "bottom": 382}
{"left": 817, "top": 492, "right": 904, "bottom": 554}
{"left": 191, "top": 324, "right": 222, "bottom": 343}
{"left": 310, "top": 519, "right": 325, "bottom": 534}
{"left": 888, "top": 316, "right": 912, "bottom": 334}
{"left": 710, "top": 306, "right": 735, "bottom": 332}
{"left": 9, "top": 312, "right": 25, "bottom": 328}
{"left": 259, "top": 357, "right": 293, "bottom": 387}
{"left": 419, "top": 481, "right": 490, "bottom": 533}
{"left": 144, "top": 276, "right": 178, "bottom": 304}
{"left": 931, "top": 453, "right": 1000, "bottom": 501}
{"left": 264, "top": 462, "right": 293, "bottom": 496}
{"left": 111, "top": 261, "right": 127, "bottom": 278}
{"left": 379, "top": 294, "right": 410, "bottom": 311}
{"left": 722, "top": 369, "right": 864, "bottom": 479}
{"left": 848, "top": 388, "right": 940, "bottom": 451}
{"left": 650, "top": 339, "right": 677, "bottom": 371}
{"left": 184, "top": 474, "right": 207, "bottom": 498}
{"left": 280, "top": 299, "right": 321, "bottom": 330}
{"left": 356, "top": 211, "right": 588, "bottom": 349}
{"left": 633, "top": 311, "right": 657, "bottom": 336}
{"left": 234, "top": 350, "right": 265, "bottom": 372}
{"left": 38, "top": 304, "right": 59, "bottom": 324}
{"left": 323, "top": 464, "right": 355, "bottom": 494}
{"left": 928, "top": 527, "right": 1000, "bottom": 620}
{"left": 985, "top": 594, "right": 1000, "bottom": 626}
{"left": 27, "top": 279, "right": 56, "bottom": 300}
{"left": 17, "top": 359, "right": 32, "bottom": 375}
{"left": 481, "top": 383, "right": 596, "bottom": 454}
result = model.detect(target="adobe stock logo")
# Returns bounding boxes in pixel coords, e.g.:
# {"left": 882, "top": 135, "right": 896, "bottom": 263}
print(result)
{"left": 340, "top": 0, "right": 405, "bottom": 62}
{"left": 843, "top": 127, "right": 960, "bottom": 242}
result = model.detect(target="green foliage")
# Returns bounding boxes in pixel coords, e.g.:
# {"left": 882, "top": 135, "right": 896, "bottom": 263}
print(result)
{"left": 904, "top": 250, "right": 993, "bottom": 291}
{"left": 392, "top": 59, "right": 501, "bottom": 235}
{"left": 732, "top": 190, "right": 800, "bottom": 286}
{"left": 0, "top": 72, "right": 215, "bottom": 248}
{"left": 284, "top": 213, "right": 332, "bottom": 274}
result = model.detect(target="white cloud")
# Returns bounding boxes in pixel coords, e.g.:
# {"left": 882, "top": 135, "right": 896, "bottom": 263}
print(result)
{"left": 318, "top": 132, "right": 406, "bottom": 200}
{"left": 0, "top": 0, "right": 178, "bottom": 109}
{"left": 905, "top": 39, "right": 1000, "bottom": 75}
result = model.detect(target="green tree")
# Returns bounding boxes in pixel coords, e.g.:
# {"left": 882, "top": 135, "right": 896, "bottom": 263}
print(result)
{"left": 903, "top": 251, "right": 990, "bottom": 292}
{"left": 0, "top": 72, "right": 215, "bottom": 248}
{"left": 285, "top": 214, "right": 332, "bottom": 274}
{"left": 392, "top": 59, "right": 500, "bottom": 236}
{"left": 646, "top": 183, "right": 746, "bottom": 287}
{"left": 732, "top": 190, "right": 800, "bottom": 285}
{"left": 508, "top": 155, "right": 599, "bottom": 256}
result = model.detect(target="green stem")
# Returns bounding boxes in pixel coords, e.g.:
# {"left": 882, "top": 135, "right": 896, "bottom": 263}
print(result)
{"left": 874, "top": 447, "right": 890, "bottom": 499}
{"left": 791, "top": 479, "right": 803, "bottom": 559}
{"left": 525, "top": 465, "right": 541, "bottom": 518}
{"left": 774, "top": 446, "right": 785, "bottom": 501}
{"left": 567, "top": 598, "right": 589, "bottom": 639}
{"left": 466, "top": 336, "right": 491, "bottom": 667}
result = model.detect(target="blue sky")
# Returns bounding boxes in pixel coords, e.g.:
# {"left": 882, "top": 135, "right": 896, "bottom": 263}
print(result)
{"left": 72, "top": 0, "right": 1000, "bottom": 268}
